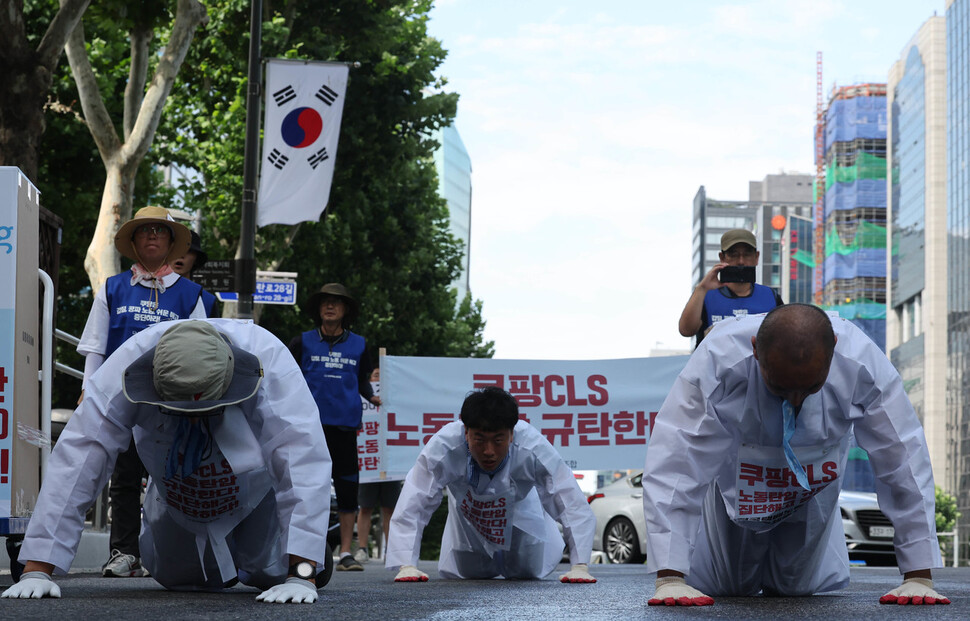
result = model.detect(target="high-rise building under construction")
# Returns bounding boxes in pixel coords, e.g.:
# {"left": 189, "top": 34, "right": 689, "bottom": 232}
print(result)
{"left": 818, "top": 84, "right": 888, "bottom": 352}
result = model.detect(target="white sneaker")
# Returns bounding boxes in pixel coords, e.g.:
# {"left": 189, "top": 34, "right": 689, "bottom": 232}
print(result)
{"left": 353, "top": 548, "right": 369, "bottom": 563}
{"left": 102, "top": 549, "right": 150, "bottom": 577}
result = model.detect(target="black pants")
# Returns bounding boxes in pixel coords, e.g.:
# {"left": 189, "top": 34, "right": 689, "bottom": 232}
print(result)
{"left": 323, "top": 426, "right": 359, "bottom": 512}
{"left": 109, "top": 439, "right": 146, "bottom": 556}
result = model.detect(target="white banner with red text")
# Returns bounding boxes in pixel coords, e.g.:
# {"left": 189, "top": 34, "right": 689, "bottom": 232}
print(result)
{"left": 355, "top": 355, "right": 689, "bottom": 482}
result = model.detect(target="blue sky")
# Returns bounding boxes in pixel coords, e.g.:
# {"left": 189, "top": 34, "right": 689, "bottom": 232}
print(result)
{"left": 426, "top": 0, "right": 944, "bottom": 359}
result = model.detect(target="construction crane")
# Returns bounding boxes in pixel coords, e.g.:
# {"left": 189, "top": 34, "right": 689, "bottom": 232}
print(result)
{"left": 814, "top": 52, "right": 825, "bottom": 305}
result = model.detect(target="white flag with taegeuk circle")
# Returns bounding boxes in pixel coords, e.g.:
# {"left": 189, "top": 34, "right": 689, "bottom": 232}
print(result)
{"left": 257, "top": 59, "right": 349, "bottom": 227}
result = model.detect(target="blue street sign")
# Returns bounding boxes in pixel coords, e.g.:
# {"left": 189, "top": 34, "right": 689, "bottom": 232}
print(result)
{"left": 217, "top": 279, "right": 297, "bottom": 305}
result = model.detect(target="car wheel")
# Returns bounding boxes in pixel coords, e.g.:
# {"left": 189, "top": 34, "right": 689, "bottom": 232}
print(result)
{"left": 605, "top": 517, "right": 645, "bottom": 564}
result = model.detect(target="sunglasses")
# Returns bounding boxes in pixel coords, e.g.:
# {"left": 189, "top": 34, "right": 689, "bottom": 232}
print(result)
{"left": 134, "top": 224, "right": 173, "bottom": 237}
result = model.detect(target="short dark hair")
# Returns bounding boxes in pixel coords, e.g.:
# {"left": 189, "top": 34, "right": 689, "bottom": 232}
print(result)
{"left": 459, "top": 386, "right": 519, "bottom": 432}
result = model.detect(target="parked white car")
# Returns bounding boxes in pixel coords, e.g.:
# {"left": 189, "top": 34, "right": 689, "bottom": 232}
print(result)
{"left": 839, "top": 489, "right": 897, "bottom": 566}
{"left": 588, "top": 472, "right": 896, "bottom": 565}
{"left": 588, "top": 472, "right": 647, "bottom": 564}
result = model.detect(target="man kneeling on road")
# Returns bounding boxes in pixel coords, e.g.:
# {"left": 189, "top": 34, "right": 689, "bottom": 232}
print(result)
{"left": 386, "top": 386, "right": 597, "bottom": 583}
{"left": 643, "top": 304, "right": 949, "bottom": 607}
{"left": 2, "top": 320, "right": 333, "bottom": 604}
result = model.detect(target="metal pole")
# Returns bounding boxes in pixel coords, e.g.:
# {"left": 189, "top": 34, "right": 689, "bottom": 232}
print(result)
{"left": 237, "top": 0, "right": 262, "bottom": 319}
{"left": 38, "top": 269, "right": 54, "bottom": 476}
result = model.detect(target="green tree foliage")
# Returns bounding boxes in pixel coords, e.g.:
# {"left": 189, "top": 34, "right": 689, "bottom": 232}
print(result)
{"left": 33, "top": 0, "right": 492, "bottom": 407}
{"left": 155, "top": 0, "right": 493, "bottom": 357}
{"left": 936, "top": 485, "right": 961, "bottom": 564}
{"left": 0, "top": 0, "right": 88, "bottom": 180}
{"left": 936, "top": 485, "right": 960, "bottom": 533}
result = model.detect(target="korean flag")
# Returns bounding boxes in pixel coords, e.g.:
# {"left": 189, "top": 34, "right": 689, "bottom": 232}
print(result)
{"left": 257, "top": 59, "right": 349, "bottom": 227}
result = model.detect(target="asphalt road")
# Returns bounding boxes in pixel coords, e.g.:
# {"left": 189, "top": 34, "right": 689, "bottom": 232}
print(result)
{"left": 0, "top": 562, "right": 966, "bottom": 620}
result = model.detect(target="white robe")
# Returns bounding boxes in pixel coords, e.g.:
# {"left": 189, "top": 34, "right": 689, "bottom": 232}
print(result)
{"left": 386, "top": 420, "right": 595, "bottom": 579}
{"left": 643, "top": 312, "right": 941, "bottom": 596}
{"left": 20, "top": 319, "right": 333, "bottom": 589}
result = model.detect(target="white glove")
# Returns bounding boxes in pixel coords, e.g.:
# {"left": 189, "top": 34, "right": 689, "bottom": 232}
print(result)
{"left": 255, "top": 577, "right": 317, "bottom": 604}
{"left": 647, "top": 576, "right": 714, "bottom": 606}
{"left": 559, "top": 563, "right": 596, "bottom": 583}
{"left": 880, "top": 577, "right": 950, "bottom": 605}
{"left": 1, "top": 571, "right": 61, "bottom": 599}
{"left": 394, "top": 565, "right": 429, "bottom": 582}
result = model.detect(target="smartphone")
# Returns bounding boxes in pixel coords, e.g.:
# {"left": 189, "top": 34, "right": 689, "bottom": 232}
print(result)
{"left": 719, "top": 265, "right": 756, "bottom": 284}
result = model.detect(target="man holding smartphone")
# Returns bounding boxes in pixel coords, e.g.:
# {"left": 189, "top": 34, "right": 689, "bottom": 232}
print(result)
{"left": 678, "top": 229, "right": 783, "bottom": 347}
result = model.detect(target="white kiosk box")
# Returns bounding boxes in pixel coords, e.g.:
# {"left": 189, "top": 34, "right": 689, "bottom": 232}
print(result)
{"left": 0, "top": 167, "right": 41, "bottom": 535}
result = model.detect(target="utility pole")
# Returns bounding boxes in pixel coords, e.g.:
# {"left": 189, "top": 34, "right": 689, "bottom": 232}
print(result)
{"left": 237, "top": 0, "right": 262, "bottom": 319}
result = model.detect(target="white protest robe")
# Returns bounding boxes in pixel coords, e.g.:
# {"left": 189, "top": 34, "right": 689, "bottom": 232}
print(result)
{"left": 386, "top": 420, "right": 595, "bottom": 579}
{"left": 643, "top": 313, "right": 941, "bottom": 596}
{"left": 19, "top": 319, "right": 333, "bottom": 589}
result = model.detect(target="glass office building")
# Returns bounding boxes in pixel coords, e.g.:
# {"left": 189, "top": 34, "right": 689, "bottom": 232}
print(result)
{"left": 888, "top": 15, "right": 949, "bottom": 526}
{"left": 947, "top": 0, "right": 970, "bottom": 547}
{"left": 433, "top": 124, "right": 473, "bottom": 299}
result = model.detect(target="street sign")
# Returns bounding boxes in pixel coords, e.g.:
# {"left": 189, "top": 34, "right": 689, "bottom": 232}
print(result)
{"left": 216, "top": 272, "right": 298, "bottom": 305}
{"left": 192, "top": 260, "right": 236, "bottom": 293}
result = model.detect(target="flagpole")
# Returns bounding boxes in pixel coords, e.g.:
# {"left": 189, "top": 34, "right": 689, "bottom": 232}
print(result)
{"left": 237, "top": 0, "right": 262, "bottom": 319}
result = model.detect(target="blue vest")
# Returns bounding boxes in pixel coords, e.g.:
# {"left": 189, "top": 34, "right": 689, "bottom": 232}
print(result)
{"left": 201, "top": 288, "right": 218, "bottom": 317}
{"left": 104, "top": 273, "right": 204, "bottom": 357}
{"left": 704, "top": 283, "right": 779, "bottom": 327}
{"left": 301, "top": 330, "right": 366, "bottom": 428}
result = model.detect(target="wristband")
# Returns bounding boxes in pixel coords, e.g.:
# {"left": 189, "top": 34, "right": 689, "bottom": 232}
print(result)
{"left": 284, "top": 576, "right": 316, "bottom": 590}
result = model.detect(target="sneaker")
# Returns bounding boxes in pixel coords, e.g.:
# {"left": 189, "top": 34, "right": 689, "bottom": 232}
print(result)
{"left": 336, "top": 554, "right": 364, "bottom": 571}
{"left": 102, "top": 549, "right": 150, "bottom": 577}
{"left": 353, "top": 548, "right": 369, "bottom": 564}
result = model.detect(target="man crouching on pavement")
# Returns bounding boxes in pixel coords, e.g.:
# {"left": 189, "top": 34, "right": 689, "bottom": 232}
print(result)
{"left": 643, "top": 304, "right": 949, "bottom": 607}
{"left": 385, "top": 386, "right": 597, "bottom": 583}
{"left": 2, "top": 320, "right": 333, "bottom": 603}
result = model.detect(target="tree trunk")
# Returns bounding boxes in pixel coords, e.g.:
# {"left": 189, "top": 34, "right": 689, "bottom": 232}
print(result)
{"left": 65, "top": 0, "right": 208, "bottom": 293}
{"left": 0, "top": 61, "right": 47, "bottom": 181}
{"left": 84, "top": 163, "right": 133, "bottom": 289}
{"left": 0, "top": 0, "right": 91, "bottom": 181}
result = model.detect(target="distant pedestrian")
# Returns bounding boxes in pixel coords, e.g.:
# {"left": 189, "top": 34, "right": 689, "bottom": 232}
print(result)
{"left": 354, "top": 368, "right": 401, "bottom": 563}
{"left": 289, "top": 283, "right": 381, "bottom": 572}
{"left": 171, "top": 230, "right": 218, "bottom": 317}
{"left": 677, "top": 228, "right": 782, "bottom": 348}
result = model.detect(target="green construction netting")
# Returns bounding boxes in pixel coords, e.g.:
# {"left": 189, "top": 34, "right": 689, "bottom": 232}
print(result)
{"left": 825, "top": 152, "right": 887, "bottom": 190}
{"left": 821, "top": 300, "right": 887, "bottom": 320}
{"left": 793, "top": 249, "right": 816, "bottom": 267}
{"left": 825, "top": 221, "right": 887, "bottom": 255}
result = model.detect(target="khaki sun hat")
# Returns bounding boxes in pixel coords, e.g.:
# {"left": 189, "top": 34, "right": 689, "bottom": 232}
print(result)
{"left": 115, "top": 206, "right": 192, "bottom": 265}
{"left": 123, "top": 321, "right": 263, "bottom": 417}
